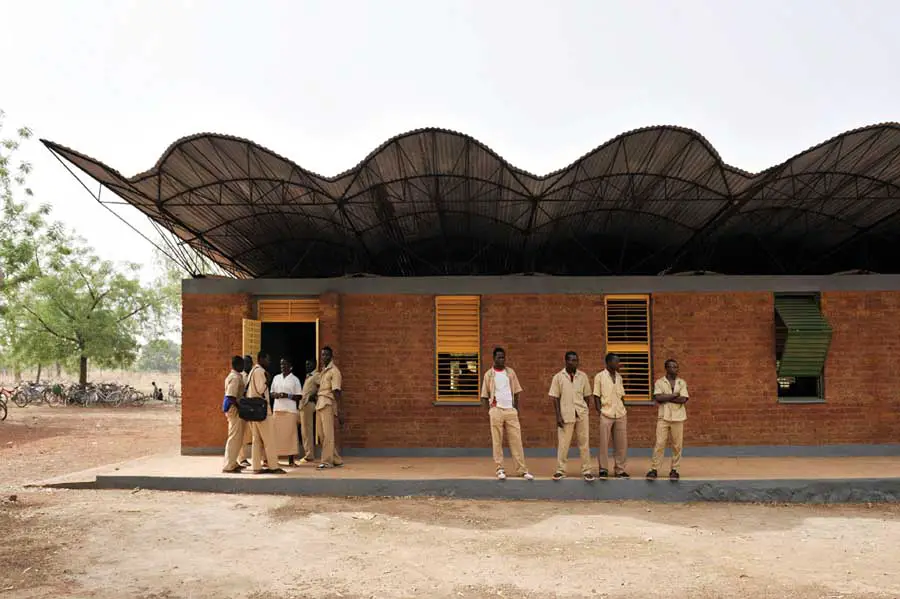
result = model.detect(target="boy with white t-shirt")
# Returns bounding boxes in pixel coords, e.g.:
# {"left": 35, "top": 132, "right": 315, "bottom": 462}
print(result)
{"left": 480, "top": 347, "right": 534, "bottom": 481}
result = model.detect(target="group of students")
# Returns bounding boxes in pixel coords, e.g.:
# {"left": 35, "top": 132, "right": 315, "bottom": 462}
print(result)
{"left": 221, "top": 347, "right": 343, "bottom": 474}
{"left": 483, "top": 348, "right": 688, "bottom": 482}
{"left": 220, "top": 345, "right": 689, "bottom": 481}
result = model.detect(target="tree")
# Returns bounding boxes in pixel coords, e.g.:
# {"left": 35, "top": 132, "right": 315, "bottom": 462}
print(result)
{"left": 136, "top": 338, "right": 181, "bottom": 373}
{"left": 17, "top": 239, "right": 166, "bottom": 384}
{"left": 0, "top": 110, "right": 53, "bottom": 300}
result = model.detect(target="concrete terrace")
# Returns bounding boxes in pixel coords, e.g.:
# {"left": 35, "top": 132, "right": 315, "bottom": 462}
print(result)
{"left": 34, "top": 454, "right": 900, "bottom": 504}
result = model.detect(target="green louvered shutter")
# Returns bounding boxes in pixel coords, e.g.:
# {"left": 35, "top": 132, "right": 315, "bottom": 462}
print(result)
{"left": 775, "top": 296, "right": 832, "bottom": 377}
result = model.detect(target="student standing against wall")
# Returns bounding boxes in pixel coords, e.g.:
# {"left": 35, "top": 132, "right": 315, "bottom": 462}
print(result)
{"left": 315, "top": 346, "right": 344, "bottom": 470}
{"left": 594, "top": 353, "right": 630, "bottom": 478}
{"left": 549, "top": 351, "right": 595, "bottom": 482}
{"left": 480, "top": 347, "right": 534, "bottom": 481}
{"left": 647, "top": 358, "right": 689, "bottom": 480}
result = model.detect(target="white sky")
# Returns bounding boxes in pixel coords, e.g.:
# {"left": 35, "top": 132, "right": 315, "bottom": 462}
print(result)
{"left": 2, "top": 0, "right": 898, "bottom": 278}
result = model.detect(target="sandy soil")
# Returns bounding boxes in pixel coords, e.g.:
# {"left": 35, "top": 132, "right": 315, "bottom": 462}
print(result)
{"left": 2, "top": 402, "right": 900, "bottom": 599}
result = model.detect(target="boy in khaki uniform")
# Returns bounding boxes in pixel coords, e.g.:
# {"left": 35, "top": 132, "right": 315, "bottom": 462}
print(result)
{"left": 647, "top": 358, "right": 689, "bottom": 480}
{"left": 315, "top": 346, "right": 344, "bottom": 470}
{"left": 297, "top": 359, "right": 320, "bottom": 464}
{"left": 594, "top": 352, "right": 629, "bottom": 478}
{"left": 246, "top": 351, "right": 285, "bottom": 474}
{"left": 237, "top": 355, "right": 254, "bottom": 467}
{"left": 222, "top": 355, "right": 246, "bottom": 473}
{"left": 548, "top": 351, "right": 595, "bottom": 482}
{"left": 480, "top": 347, "right": 534, "bottom": 481}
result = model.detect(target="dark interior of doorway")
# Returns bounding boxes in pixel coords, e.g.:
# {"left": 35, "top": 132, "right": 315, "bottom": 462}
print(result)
{"left": 261, "top": 322, "right": 317, "bottom": 379}
{"left": 261, "top": 322, "right": 317, "bottom": 456}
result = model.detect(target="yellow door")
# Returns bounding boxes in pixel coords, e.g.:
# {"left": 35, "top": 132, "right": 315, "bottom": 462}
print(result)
{"left": 242, "top": 319, "right": 261, "bottom": 357}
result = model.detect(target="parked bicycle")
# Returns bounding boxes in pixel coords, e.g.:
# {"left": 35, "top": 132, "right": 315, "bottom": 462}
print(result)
{"left": 0, "top": 387, "right": 11, "bottom": 421}
{"left": 11, "top": 382, "right": 50, "bottom": 408}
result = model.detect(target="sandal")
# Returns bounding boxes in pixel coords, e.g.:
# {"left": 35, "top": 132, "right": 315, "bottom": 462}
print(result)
{"left": 552, "top": 471, "right": 565, "bottom": 481}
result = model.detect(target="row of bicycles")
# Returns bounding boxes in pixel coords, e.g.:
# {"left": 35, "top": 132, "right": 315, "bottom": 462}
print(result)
{"left": 0, "top": 381, "right": 180, "bottom": 421}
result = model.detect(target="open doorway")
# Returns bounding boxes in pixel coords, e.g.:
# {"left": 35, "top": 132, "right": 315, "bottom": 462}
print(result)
{"left": 261, "top": 322, "right": 317, "bottom": 379}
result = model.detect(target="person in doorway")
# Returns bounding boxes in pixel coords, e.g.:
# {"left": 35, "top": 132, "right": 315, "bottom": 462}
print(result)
{"left": 647, "top": 358, "right": 689, "bottom": 480}
{"left": 222, "top": 355, "right": 246, "bottom": 473}
{"left": 481, "top": 347, "right": 533, "bottom": 481}
{"left": 238, "top": 355, "right": 255, "bottom": 467}
{"left": 246, "top": 351, "right": 285, "bottom": 474}
{"left": 298, "top": 358, "right": 320, "bottom": 464}
{"left": 549, "top": 351, "right": 594, "bottom": 482}
{"left": 270, "top": 357, "right": 304, "bottom": 466}
{"left": 594, "top": 352, "right": 629, "bottom": 478}
{"left": 315, "top": 346, "right": 344, "bottom": 470}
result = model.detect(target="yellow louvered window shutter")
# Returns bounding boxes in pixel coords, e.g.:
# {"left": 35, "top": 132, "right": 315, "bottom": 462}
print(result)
{"left": 257, "top": 299, "right": 319, "bottom": 322}
{"left": 435, "top": 296, "right": 481, "bottom": 404}
{"left": 604, "top": 295, "right": 652, "bottom": 402}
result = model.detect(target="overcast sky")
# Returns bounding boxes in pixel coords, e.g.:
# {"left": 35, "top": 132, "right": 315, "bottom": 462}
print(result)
{"left": 2, "top": 0, "right": 897, "bottom": 278}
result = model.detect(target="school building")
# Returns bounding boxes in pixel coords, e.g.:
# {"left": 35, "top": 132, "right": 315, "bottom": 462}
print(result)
{"left": 43, "top": 124, "right": 900, "bottom": 455}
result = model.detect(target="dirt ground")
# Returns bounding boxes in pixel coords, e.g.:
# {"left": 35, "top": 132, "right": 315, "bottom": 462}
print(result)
{"left": 2, "top": 404, "right": 900, "bottom": 599}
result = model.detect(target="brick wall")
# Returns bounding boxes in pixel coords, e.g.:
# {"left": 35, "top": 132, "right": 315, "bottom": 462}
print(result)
{"left": 819, "top": 292, "right": 900, "bottom": 443}
{"left": 181, "top": 293, "right": 252, "bottom": 451}
{"left": 180, "top": 289, "right": 900, "bottom": 451}
{"left": 650, "top": 293, "right": 775, "bottom": 446}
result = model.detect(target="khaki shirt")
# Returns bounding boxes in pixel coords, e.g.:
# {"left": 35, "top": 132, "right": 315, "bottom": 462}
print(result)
{"left": 241, "top": 372, "right": 250, "bottom": 396}
{"left": 300, "top": 371, "right": 321, "bottom": 409}
{"left": 247, "top": 365, "right": 269, "bottom": 400}
{"left": 316, "top": 363, "right": 342, "bottom": 411}
{"left": 594, "top": 369, "right": 627, "bottom": 419}
{"left": 480, "top": 367, "right": 523, "bottom": 406}
{"left": 548, "top": 369, "right": 592, "bottom": 423}
{"left": 653, "top": 376, "right": 689, "bottom": 422}
{"left": 224, "top": 370, "right": 243, "bottom": 398}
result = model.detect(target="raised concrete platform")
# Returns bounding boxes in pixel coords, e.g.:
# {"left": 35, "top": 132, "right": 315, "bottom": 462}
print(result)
{"left": 34, "top": 454, "right": 900, "bottom": 503}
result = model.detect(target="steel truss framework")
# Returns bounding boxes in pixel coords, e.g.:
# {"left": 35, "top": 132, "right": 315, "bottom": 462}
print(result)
{"left": 42, "top": 124, "right": 900, "bottom": 278}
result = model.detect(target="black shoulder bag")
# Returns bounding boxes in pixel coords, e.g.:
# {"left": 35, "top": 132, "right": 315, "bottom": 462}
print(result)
{"left": 238, "top": 367, "right": 268, "bottom": 422}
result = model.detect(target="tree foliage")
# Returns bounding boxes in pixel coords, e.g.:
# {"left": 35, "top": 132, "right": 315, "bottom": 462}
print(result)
{"left": 0, "top": 109, "right": 172, "bottom": 383}
{"left": 16, "top": 240, "right": 166, "bottom": 384}
{"left": 136, "top": 338, "right": 181, "bottom": 373}
{"left": 0, "top": 110, "right": 53, "bottom": 298}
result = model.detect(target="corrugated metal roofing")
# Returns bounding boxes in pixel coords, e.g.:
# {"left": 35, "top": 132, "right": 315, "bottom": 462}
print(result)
{"left": 41, "top": 123, "right": 900, "bottom": 277}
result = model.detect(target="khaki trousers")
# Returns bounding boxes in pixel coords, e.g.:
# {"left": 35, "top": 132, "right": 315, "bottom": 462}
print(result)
{"left": 238, "top": 424, "right": 252, "bottom": 463}
{"left": 249, "top": 411, "right": 281, "bottom": 472}
{"left": 223, "top": 406, "right": 245, "bottom": 470}
{"left": 650, "top": 419, "right": 684, "bottom": 471}
{"left": 556, "top": 412, "right": 592, "bottom": 475}
{"left": 299, "top": 402, "right": 316, "bottom": 461}
{"left": 598, "top": 414, "right": 628, "bottom": 474}
{"left": 489, "top": 407, "right": 528, "bottom": 475}
{"left": 316, "top": 403, "right": 343, "bottom": 466}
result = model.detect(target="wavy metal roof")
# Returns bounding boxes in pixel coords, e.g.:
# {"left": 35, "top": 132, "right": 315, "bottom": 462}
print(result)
{"left": 42, "top": 124, "right": 900, "bottom": 278}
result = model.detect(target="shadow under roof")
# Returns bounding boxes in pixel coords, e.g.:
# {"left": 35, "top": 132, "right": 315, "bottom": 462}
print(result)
{"left": 42, "top": 124, "right": 900, "bottom": 278}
